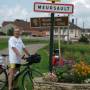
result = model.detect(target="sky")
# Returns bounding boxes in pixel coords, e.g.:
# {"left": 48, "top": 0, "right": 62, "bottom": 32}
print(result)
{"left": 0, "top": 0, "right": 90, "bottom": 28}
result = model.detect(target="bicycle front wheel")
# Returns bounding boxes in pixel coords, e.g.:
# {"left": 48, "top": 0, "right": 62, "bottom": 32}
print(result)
{"left": 0, "top": 69, "right": 7, "bottom": 90}
{"left": 22, "top": 72, "right": 33, "bottom": 90}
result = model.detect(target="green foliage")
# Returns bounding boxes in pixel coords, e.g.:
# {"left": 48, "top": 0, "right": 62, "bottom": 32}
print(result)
{"left": 64, "top": 51, "right": 75, "bottom": 60}
{"left": 55, "top": 65, "right": 74, "bottom": 83}
{"left": 79, "top": 35, "right": 89, "bottom": 43}
{"left": 7, "top": 27, "right": 14, "bottom": 36}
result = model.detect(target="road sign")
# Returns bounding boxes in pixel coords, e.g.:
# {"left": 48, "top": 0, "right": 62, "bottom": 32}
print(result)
{"left": 34, "top": 2, "right": 74, "bottom": 14}
{"left": 31, "top": 16, "right": 68, "bottom": 27}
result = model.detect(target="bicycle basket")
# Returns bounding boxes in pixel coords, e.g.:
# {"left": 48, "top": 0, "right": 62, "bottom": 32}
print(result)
{"left": 26, "top": 53, "right": 41, "bottom": 64}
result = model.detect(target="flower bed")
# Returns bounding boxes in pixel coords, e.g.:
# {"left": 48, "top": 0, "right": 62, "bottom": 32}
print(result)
{"left": 33, "top": 61, "right": 90, "bottom": 90}
{"left": 54, "top": 61, "right": 90, "bottom": 84}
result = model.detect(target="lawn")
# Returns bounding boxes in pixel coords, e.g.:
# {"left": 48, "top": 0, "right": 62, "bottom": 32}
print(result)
{"left": 0, "top": 37, "right": 49, "bottom": 50}
{"left": 0, "top": 38, "right": 8, "bottom": 50}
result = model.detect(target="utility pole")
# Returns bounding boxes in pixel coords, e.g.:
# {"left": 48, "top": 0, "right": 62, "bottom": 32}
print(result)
{"left": 83, "top": 21, "right": 85, "bottom": 36}
{"left": 75, "top": 18, "right": 77, "bottom": 37}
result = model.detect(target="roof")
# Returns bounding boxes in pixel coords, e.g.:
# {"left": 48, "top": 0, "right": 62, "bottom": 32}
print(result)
{"left": 69, "top": 22, "right": 82, "bottom": 30}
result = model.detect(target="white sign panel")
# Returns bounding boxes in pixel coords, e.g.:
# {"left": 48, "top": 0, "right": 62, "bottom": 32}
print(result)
{"left": 34, "top": 2, "right": 74, "bottom": 14}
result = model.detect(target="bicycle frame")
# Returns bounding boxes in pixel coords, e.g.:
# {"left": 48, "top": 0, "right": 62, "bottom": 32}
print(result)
{"left": 13, "top": 63, "right": 32, "bottom": 81}
{"left": 0, "top": 54, "right": 42, "bottom": 90}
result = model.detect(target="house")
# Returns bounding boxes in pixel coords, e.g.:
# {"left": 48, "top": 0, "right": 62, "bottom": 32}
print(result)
{"left": 2, "top": 19, "right": 30, "bottom": 33}
{"left": 46, "top": 22, "right": 82, "bottom": 41}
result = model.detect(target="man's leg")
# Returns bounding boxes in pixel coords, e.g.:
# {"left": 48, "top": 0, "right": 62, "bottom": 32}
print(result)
{"left": 8, "top": 64, "right": 20, "bottom": 90}
{"left": 8, "top": 68, "right": 15, "bottom": 90}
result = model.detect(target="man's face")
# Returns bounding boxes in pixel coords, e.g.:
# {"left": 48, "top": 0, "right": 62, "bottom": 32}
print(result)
{"left": 14, "top": 29, "right": 21, "bottom": 38}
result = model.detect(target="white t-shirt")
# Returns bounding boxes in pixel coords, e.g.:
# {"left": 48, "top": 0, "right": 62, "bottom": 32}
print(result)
{"left": 8, "top": 36, "right": 25, "bottom": 64}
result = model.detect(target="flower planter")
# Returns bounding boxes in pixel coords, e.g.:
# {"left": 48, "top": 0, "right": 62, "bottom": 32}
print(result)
{"left": 34, "top": 77, "right": 90, "bottom": 90}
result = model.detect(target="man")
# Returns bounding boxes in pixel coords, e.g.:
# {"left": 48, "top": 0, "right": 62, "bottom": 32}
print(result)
{"left": 8, "top": 27, "right": 30, "bottom": 90}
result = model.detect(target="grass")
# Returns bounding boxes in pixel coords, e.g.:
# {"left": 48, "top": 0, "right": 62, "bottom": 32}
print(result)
{"left": 32, "top": 48, "right": 49, "bottom": 73}
{"left": 1, "top": 38, "right": 90, "bottom": 89}
{"left": 0, "top": 38, "right": 49, "bottom": 50}
{"left": 0, "top": 38, "right": 8, "bottom": 50}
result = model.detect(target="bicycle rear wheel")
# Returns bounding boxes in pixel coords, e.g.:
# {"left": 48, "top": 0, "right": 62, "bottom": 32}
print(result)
{"left": 22, "top": 72, "right": 33, "bottom": 90}
{"left": 0, "top": 69, "right": 7, "bottom": 90}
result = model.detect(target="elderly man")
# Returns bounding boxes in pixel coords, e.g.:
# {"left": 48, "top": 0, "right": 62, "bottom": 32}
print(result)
{"left": 8, "top": 27, "right": 30, "bottom": 90}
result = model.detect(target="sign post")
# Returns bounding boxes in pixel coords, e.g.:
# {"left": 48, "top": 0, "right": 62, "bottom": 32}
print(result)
{"left": 49, "top": 0, "right": 55, "bottom": 72}
{"left": 34, "top": 2, "right": 74, "bottom": 14}
{"left": 34, "top": 1, "right": 74, "bottom": 72}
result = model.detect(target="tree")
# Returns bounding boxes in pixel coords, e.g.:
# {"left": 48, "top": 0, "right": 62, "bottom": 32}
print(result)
{"left": 7, "top": 27, "right": 14, "bottom": 36}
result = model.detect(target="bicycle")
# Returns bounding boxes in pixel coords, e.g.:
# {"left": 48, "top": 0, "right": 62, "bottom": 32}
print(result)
{"left": 0, "top": 53, "right": 43, "bottom": 90}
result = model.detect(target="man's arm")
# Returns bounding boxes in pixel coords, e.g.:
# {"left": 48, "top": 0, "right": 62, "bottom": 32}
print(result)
{"left": 12, "top": 47, "right": 21, "bottom": 57}
{"left": 9, "top": 37, "right": 21, "bottom": 57}
{"left": 23, "top": 48, "right": 30, "bottom": 56}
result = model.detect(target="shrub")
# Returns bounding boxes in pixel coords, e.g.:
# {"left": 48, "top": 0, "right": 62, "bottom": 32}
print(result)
{"left": 64, "top": 51, "right": 75, "bottom": 60}
{"left": 55, "top": 61, "right": 90, "bottom": 83}
{"left": 0, "top": 32, "right": 6, "bottom": 36}
{"left": 72, "top": 61, "right": 90, "bottom": 83}
{"left": 79, "top": 35, "right": 89, "bottom": 43}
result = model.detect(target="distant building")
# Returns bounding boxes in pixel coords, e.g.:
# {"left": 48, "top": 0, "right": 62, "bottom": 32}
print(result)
{"left": 2, "top": 19, "right": 30, "bottom": 33}
{"left": 2, "top": 19, "right": 49, "bottom": 36}
{"left": 1, "top": 19, "right": 85, "bottom": 41}
{"left": 83, "top": 29, "right": 90, "bottom": 35}
{"left": 46, "top": 22, "right": 82, "bottom": 41}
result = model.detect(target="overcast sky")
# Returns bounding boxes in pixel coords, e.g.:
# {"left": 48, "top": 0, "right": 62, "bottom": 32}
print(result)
{"left": 0, "top": 0, "right": 90, "bottom": 28}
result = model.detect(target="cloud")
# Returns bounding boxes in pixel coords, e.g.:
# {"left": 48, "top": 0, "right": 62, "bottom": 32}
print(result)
{"left": 70, "top": 0, "right": 90, "bottom": 8}
{"left": 0, "top": 4, "right": 49, "bottom": 25}
{"left": 68, "top": 0, "right": 90, "bottom": 28}
{"left": 0, "top": 5, "right": 29, "bottom": 24}
{"left": 0, "top": 0, "right": 90, "bottom": 28}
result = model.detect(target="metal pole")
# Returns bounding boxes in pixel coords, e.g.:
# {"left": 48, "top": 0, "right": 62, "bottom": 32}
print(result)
{"left": 49, "top": 1, "right": 55, "bottom": 72}
{"left": 67, "top": 15, "right": 70, "bottom": 43}
{"left": 58, "top": 27, "right": 61, "bottom": 60}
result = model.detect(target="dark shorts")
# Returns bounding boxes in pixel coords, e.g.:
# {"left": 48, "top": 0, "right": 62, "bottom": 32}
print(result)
{"left": 9, "top": 64, "right": 20, "bottom": 69}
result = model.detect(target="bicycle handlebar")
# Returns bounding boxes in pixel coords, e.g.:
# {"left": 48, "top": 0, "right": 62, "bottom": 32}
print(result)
{"left": 0, "top": 53, "right": 41, "bottom": 66}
